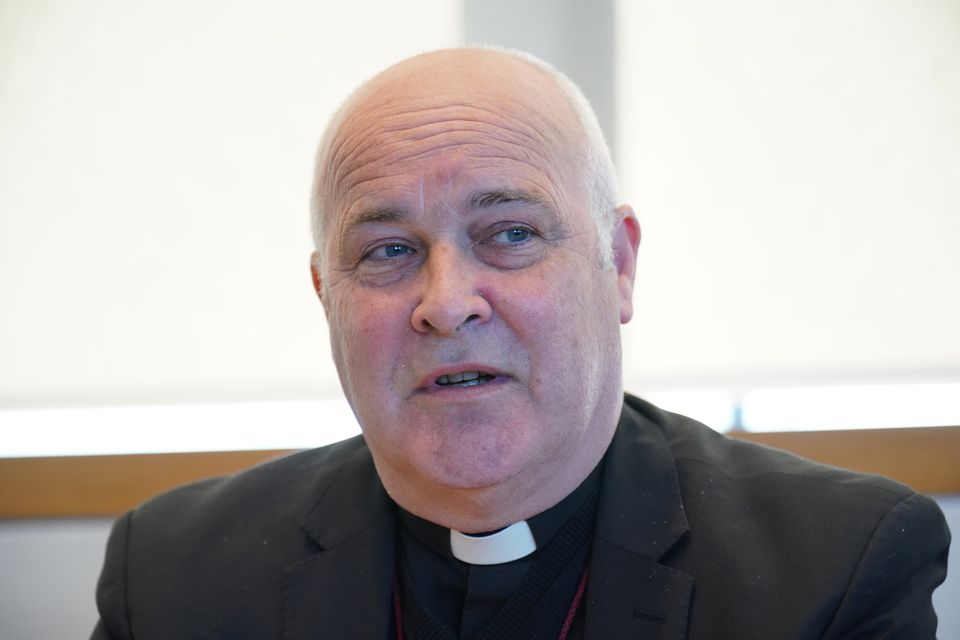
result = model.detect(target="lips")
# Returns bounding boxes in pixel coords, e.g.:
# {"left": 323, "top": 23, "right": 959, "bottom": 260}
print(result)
{"left": 417, "top": 365, "right": 505, "bottom": 391}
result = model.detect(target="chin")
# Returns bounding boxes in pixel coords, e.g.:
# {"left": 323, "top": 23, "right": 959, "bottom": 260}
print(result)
{"left": 428, "top": 464, "right": 517, "bottom": 492}
{"left": 425, "top": 440, "right": 537, "bottom": 492}
{"left": 373, "top": 411, "right": 554, "bottom": 497}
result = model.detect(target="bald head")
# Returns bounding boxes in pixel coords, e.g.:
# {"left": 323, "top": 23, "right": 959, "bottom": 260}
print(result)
{"left": 310, "top": 48, "right": 619, "bottom": 274}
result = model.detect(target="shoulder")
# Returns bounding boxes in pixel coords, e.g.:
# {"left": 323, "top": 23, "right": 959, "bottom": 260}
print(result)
{"left": 134, "top": 434, "right": 372, "bottom": 528}
{"left": 621, "top": 394, "right": 950, "bottom": 637}
{"left": 622, "top": 394, "right": 947, "bottom": 549}
{"left": 121, "top": 434, "right": 379, "bottom": 570}
{"left": 94, "top": 435, "right": 377, "bottom": 637}
{"left": 624, "top": 393, "right": 919, "bottom": 513}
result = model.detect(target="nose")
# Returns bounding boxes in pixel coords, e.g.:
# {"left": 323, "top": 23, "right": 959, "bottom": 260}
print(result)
{"left": 410, "top": 245, "right": 492, "bottom": 336}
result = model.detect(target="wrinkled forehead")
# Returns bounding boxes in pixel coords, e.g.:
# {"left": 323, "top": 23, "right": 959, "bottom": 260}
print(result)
{"left": 341, "top": 50, "right": 579, "bottom": 147}
{"left": 318, "top": 51, "right": 586, "bottom": 210}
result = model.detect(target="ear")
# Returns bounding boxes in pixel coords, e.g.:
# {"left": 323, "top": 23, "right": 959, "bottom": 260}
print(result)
{"left": 309, "top": 251, "right": 328, "bottom": 314}
{"left": 611, "top": 205, "right": 641, "bottom": 324}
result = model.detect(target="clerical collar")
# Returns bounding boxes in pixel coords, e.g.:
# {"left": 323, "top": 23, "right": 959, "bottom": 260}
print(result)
{"left": 449, "top": 521, "right": 537, "bottom": 564}
{"left": 396, "top": 461, "right": 603, "bottom": 566}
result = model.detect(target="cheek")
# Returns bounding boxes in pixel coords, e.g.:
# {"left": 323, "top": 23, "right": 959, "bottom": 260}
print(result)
{"left": 493, "top": 260, "right": 607, "bottom": 333}
{"left": 328, "top": 290, "right": 403, "bottom": 381}
{"left": 493, "top": 263, "right": 619, "bottom": 381}
{"left": 486, "top": 268, "right": 578, "bottom": 381}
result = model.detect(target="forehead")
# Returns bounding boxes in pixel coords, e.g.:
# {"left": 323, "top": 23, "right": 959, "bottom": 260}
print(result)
{"left": 321, "top": 53, "right": 584, "bottom": 222}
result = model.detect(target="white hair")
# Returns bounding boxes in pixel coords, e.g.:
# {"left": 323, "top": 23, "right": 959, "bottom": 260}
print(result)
{"left": 310, "top": 46, "right": 620, "bottom": 271}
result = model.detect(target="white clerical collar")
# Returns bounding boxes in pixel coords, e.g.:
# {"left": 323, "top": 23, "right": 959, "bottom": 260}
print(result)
{"left": 449, "top": 521, "right": 537, "bottom": 565}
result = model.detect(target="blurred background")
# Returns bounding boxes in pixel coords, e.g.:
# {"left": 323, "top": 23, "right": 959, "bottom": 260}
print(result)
{"left": 1, "top": 0, "right": 958, "bottom": 636}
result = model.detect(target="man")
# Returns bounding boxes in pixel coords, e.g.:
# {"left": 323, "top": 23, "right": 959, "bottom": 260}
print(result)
{"left": 92, "top": 48, "right": 950, "bottom": 639}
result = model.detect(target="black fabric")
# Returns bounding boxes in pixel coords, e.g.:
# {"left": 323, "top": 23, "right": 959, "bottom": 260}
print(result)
{"left": 396, "top": 461, "right": 601, "bottom": 638}
{"left": 397, "top": 520, "right": 533, "bottom": 637}
{"left": 398, "top": 483, "right": 597, "bottom": 640}
{"left": 91, "top": 395, "right": 952, "bottom": 639}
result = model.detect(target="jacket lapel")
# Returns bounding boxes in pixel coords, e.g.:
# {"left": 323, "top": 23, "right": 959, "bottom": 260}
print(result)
{"left": 282, "top": 441, "right": 397, "bottom": 640}
{"left": 585, "top": 400, "right": 694, "bottom": 639}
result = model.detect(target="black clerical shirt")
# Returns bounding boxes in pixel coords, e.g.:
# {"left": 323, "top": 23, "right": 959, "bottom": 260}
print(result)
{"left": 395, "top": 463, "right": 602, "bottom": 640}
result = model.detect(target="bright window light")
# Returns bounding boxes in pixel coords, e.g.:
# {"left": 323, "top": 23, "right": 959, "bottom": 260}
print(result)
{"left": 639, "top": 389, "right": 737, "bottom": 431}
{"left": 4, "top": 383, "right": 957, "bottom": 456}
{"left": 741, "top": 382, "right": 960, "bottom": 432}
{"left": 0, "top": 400, "right": 360, "bottom": 458}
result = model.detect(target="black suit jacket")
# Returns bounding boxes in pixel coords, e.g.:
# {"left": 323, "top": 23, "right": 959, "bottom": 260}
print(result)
{"left": 91, "top": 395, "right": 950, "bottom": 639}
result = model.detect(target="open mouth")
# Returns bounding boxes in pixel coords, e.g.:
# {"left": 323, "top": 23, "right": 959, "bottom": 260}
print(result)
{"left": 435, "top": 371, "right": 496, "bottom": 387}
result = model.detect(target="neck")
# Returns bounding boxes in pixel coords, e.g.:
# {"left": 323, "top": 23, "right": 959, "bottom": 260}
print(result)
{"left": 379, "top": 416, "right": 616, "bottom": 533}
{"left": 390, "top": 477, "right": 575, "bottom": 534}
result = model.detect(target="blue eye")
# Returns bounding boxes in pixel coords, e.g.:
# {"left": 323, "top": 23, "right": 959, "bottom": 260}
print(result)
{"left": 367, "top": 243, "right": 414, "bottom": 260}
{"left": 494, "top": 227, "right": 532, "bottom": 244}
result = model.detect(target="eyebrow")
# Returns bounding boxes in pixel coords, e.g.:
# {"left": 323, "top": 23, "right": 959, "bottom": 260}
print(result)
{"left": 338, "top": 208, "right": 405, "bottom": 242}
{"left": 344, "top": 208, "right": 405, "bottom": 227}
{"left": 470, "top": 189, "right": 551, "bottom": 210}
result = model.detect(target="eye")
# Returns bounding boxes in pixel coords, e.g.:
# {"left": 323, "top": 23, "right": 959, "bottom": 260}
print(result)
{"left": 364, "top": 242, "right": 415, "bottom": 261}
{"left": 474, "top": 223, "right": 545, "bottom": 270}
{"left": 490, "top": 227, "right": 533, "bottom": 245}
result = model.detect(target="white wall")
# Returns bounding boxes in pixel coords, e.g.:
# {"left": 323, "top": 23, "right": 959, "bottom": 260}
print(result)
{"left": 935, "top": 497, "right": 960, "bottom": 637}
{"left": 617, "top": 0, "right": 960, "bottom": 389}
{"left": 0, "top": 519, "right": 109, "bottom": 639}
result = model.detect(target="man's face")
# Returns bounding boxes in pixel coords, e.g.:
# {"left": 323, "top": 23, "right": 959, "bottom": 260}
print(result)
{"left": 315, "top": 52, "right": 638, "bottom": 522}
